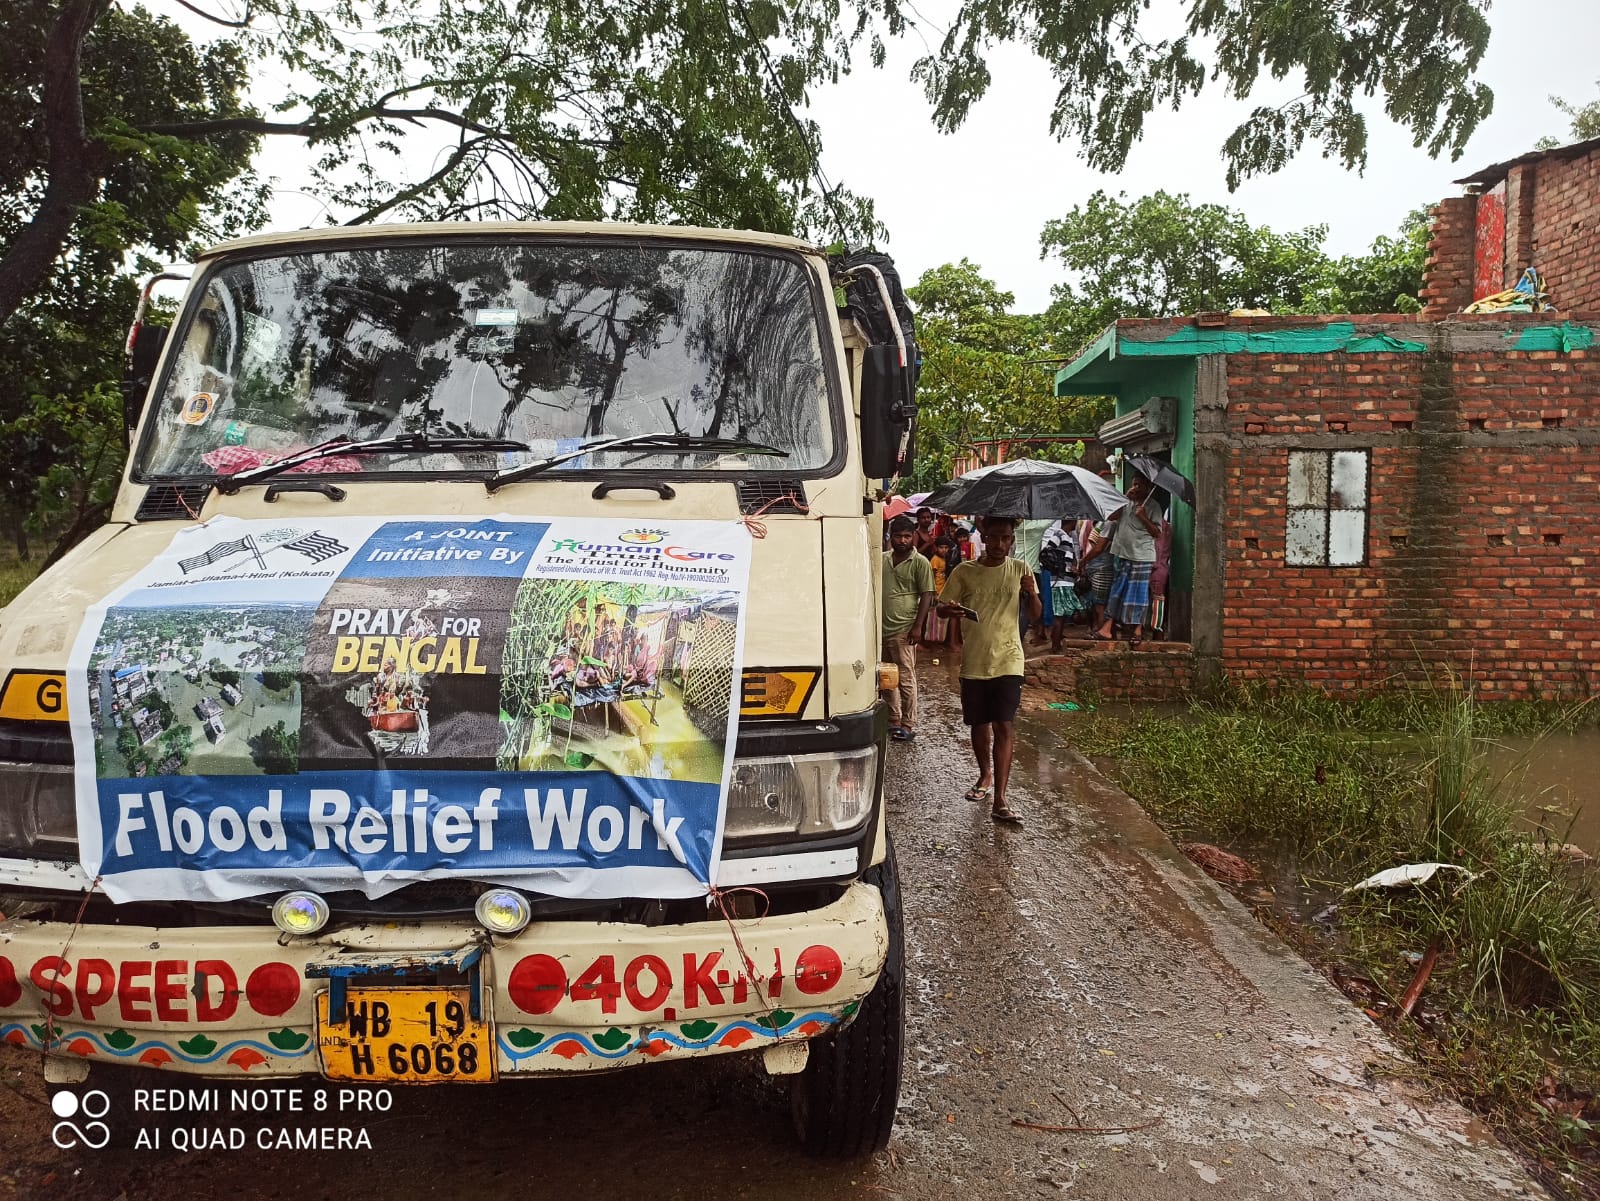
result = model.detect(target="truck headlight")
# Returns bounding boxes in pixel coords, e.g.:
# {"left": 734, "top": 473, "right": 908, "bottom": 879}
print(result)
{"left": 0, "top": 761, "right": 78, "bottom": 859}
{"left": 724, "top": 746, "right": 877, "bottom": 844}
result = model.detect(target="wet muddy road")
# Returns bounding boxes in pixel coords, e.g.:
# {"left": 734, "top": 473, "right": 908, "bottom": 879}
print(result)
{"left": 1, "top": 671, "right": 1545, "bottom": 1200}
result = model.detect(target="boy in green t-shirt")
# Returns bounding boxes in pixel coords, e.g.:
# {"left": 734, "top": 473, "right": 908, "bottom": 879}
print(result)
{"left": 881, "top": 515, "right": 935, "bottom": 740}
{"left": 936, "top": 515, "right": 1041, "bottom": 824}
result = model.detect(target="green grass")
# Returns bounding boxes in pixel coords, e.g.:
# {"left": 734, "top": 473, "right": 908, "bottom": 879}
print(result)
{"left": 0, "top": 553, "right": 39, "bottom": 608}
{"left": 1078, "top": 686, "right": 1600, "bottom": 1196}
{"left": 1078, "top": 704, "right": 1415, "bottom": 861}
{"left": 1206, "top": 677, "right": 1598, "bottom": 736}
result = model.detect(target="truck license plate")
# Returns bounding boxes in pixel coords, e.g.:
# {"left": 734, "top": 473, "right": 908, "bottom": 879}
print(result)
{"left": 317, "top": 987, "right": 495, "bottom": 1083}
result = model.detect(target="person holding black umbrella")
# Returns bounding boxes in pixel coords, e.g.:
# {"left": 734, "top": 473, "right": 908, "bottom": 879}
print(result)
{"left": 1094, "top": 474, "right": 1164, "bottom": 646}
{"left": 935, "top": 515, "right": 1042, "bottom": 825}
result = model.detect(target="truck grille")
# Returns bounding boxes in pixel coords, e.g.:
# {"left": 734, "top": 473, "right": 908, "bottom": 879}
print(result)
{"left": 736, "top": 478, "right": 807, "bottom": 514}
{"left": 0, "top": 719, "right": 72, "bottom": 765}
{"left": 135, "top": 482, "right": 213, "bottom": 521}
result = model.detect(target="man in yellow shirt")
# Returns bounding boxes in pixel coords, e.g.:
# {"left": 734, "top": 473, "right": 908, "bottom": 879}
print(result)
{"left": 936, "top": 516, "right": 1041, "bottom": 824}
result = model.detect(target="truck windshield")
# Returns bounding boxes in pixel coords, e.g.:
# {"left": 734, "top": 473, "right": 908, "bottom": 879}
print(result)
{"left": 137, "top": 239, "right": 837, "bottom": 480}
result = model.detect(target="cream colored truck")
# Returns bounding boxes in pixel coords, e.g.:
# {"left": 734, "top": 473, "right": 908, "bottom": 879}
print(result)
{"left": 0, "top": 223, "right": 915, "bottom": 1157}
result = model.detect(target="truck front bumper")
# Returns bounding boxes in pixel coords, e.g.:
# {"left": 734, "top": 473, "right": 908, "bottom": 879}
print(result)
{"left": 0, "top": 883, "right": 887, "bottom": 1078}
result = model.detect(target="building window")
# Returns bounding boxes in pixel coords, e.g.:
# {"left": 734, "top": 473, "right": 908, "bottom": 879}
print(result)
{"left": 1286, "top": 449, "right": 1369, "bottom": 566}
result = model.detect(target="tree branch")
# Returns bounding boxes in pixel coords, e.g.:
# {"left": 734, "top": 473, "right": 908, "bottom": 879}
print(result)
{"left": 0, "top": 0, "right": 113, "bottom": 328}
{"left": 135, "top": 114, "right": 318, "bottom": 138}
{"left": 167, "top": 0, "right": 252, "bottom": 29}
{"left": 344, "top": 135, "right": 487, "bottom": 225}
{"left": 371, "top": 106, "right": 503, "bottom": 137}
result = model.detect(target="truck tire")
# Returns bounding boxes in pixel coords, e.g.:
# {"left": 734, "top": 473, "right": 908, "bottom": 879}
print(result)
{"left": 790, "top": 834, "right": 905, "bottom": 1158}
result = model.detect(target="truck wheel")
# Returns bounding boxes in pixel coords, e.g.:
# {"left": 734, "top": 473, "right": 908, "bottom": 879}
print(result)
{"left": 791, "top": 834, "right": 905, "bottom": 1158}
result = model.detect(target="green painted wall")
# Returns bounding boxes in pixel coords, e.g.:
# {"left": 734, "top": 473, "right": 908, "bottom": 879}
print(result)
{"left": 1113, "top": 360, "right": 1197, "bottom": 595}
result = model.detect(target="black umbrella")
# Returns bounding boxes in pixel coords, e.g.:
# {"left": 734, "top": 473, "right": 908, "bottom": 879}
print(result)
{"left": 922, "top": 459, "right": 1131, "bottom": 521}
{"left": 1125, "top": 454, "right": 1195, "bottom": 505}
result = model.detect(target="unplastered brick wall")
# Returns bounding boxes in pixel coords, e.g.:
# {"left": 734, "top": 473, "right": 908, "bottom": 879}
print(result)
{"left": 1422, "top": 142, "right": 1600, "bottom": 315}
{"left": 1422, "top": 195, "right": 1476, "bottom": 316}
{"left": 1217, "top": 317, "right": 1600, "bottom": 700}
{"left": 1077, "top": 646, "right": 1196, "bottom": 701}
{"left": 1531, "top": 149, "right": 1600, "bottom": 311}
{"left": 1021, "top": 645, "right": 1196, "bottom": 706}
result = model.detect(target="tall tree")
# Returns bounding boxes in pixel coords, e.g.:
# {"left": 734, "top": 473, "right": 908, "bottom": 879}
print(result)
{"left": 1535, "top": 80, "right": 1600, "bottom": 149}
{"left": 1040, "top": 190, "right": 1332, "bottom": 328}
{"left": 5, "top": 0, "right": 1503, "bottom": 331}
{"left": 1039, "top": 195, "right": 1431, "bottom": 358}
{"left": 904, "top": 259, "right": 1098, "bottom": 490}
{"left": 0, "top": 2, "right": 265, "bottom": 325}
{"left": 914, "top": 0, "right": 1494, "bottom": 189}
{"left": 0, "top": 3, "right": 261, "bottom": 556}
{"left": 1312, "top": 208, "right": 1430, "bottom": 314}
{"left": 0, "top": 0, "right": 888, "bottom": 330}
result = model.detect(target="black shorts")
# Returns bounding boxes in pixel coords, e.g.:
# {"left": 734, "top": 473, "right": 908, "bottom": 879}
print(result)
{"left": 959, "top": 675, "right": 1024, "bottom": 726}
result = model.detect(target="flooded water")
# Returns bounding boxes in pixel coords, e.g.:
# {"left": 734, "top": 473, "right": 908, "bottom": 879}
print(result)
{"left": 1484, "top": 729, "right": 1600, "bottom": 855}
{"left": 1063, "top": 701, "right": 1600, "bottom": 860}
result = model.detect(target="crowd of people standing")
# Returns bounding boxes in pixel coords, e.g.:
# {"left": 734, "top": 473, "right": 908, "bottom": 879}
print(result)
{"left": 879, "top": 467, "right": 1177, "bottom": 827}
{"left": 888, "top": 471, "right": 1175, "bottom": 653}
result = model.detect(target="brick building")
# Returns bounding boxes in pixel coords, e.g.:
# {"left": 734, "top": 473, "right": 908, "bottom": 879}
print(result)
{"left": 1054, "top": 296, "right": 1599, "bottom": 699}
{"left": 1422, "top": 136, "right": 1600, "bottom": 314}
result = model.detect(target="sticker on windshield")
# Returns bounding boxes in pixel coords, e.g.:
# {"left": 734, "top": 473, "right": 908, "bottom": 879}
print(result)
{"left": 65, "top": 516, "right": 751, "bottom": 906}
{"left": 178, "top": 392, "right": 217, "bottom": 426}
{"left": 473, "top": 307, "right": 518, "bottom": 326}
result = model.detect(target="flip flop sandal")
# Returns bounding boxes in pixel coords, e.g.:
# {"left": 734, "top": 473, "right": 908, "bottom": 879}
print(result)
{"left": 891, "top": 727, "right": 916, "bottom": 742}
{"left": 964, "top": 785, "right": 991, "bottom": 803}
{"left": 991, "top": 806, "right": 1024, "bottom": 825}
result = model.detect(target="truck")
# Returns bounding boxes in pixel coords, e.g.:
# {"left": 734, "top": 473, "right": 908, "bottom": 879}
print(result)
{"left": 0, "top": 222, "right": 918, "bottom": 1157}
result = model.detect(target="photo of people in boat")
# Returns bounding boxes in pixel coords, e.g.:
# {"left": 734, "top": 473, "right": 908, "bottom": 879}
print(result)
{"left": 498, "top": 579, "right": 741, "bottom": 783}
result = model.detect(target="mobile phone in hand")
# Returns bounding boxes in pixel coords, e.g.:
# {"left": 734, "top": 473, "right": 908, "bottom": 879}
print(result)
{"left": 954, "top": 604, "right": 979, "bottom": 622}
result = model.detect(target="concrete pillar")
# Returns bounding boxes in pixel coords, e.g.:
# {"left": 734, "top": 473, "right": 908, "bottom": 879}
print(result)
{"left": 1191, "top": 354, "right": 1228, "bottom": 690}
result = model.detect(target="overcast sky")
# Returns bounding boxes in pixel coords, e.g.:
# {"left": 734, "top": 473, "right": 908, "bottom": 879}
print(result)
{"left": 802, "top": 1, "right": 1599, "bottom": 311}
{"left": 248, "top": 2, "right": 1598, "bottom": 315}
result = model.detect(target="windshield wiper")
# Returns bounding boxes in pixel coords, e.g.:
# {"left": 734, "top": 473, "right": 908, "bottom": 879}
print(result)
{"left": 485, "top": 433, "right": 787, "bottom": 494}
{"left": 214, "top": 433, "right": 535, "bottom": 494}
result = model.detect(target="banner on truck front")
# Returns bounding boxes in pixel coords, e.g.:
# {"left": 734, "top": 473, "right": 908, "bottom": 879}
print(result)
{"left": 66, "top": 516, "right": 751, "bottom": 903}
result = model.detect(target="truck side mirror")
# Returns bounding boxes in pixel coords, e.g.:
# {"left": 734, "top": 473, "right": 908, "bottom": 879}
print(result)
{"left": 123, "top": 323, "right": 167, "bottom": 439}
{"left": 860, "top": 341, "right": 917, "bottom": 478}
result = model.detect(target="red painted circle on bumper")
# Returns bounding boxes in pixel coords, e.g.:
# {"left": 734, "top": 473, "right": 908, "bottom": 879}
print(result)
{"left": 793, "top": 945, "right": 843, "bottom": 995}
{"left": 508, "top": 954, "right": 568, "bottom": 1015}
{"left": 245, "top": 962, "right": 301, "bottom": 1016}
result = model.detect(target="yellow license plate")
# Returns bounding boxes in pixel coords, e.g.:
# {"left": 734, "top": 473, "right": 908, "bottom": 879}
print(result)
{"left": 317, "top": 987, "right": 495, "bottom": 1083}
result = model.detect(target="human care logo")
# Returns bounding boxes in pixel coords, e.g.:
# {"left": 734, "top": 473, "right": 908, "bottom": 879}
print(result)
{"left": 51, "top": 1088, "right": 112, "bottom": 1149}
{"left": 618, "top": 528, "right": 667, "bottom": 544}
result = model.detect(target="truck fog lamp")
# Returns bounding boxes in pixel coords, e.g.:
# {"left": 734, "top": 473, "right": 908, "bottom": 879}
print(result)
{"left": 271, "top": 891, "right": 330, "bottom": 936}
{"left": 475, "top": 888, "right": 532, "bottom": 934}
